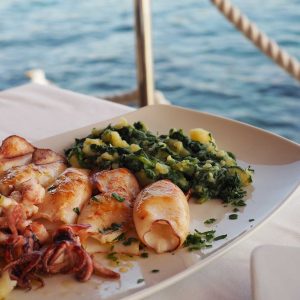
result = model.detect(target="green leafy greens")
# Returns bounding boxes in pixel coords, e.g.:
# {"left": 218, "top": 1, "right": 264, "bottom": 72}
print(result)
{"left": 204, "top": 218, "right": 216, "bottom": 225}
{"left": 184, "top": 229, "right": 227, "bottom": 251}
{"left": 65, "top": 121, "right": 253, "bottom": 204}
{"left": 112, "top": 192, "right": 125, "bottom": 202}
{"left": 73, "top": 207, "right": 80, "bottom": 215}
{"left": 99, "top": 223, "right": 122, "bottom": 234}
{"left": 229, "top": 214, "right": 238, "bottom": 220}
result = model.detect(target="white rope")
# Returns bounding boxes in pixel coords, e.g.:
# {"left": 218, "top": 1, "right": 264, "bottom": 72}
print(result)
{"left": 211, "top": 0, "right": 300, "bottom": 82}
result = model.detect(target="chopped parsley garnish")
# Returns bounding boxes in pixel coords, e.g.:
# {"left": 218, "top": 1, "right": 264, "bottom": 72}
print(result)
{"left": 106, "top": 252, "right": 118, "bottom": 262}
{"left": 91, "top": 196, "right": 100, "bottom": 202}
{"left": 137, "top": 278, "right": 144, "bottom": 284}
{"left": 99, "top": 223, "right": 122, "bottom": 234}
{"left": 73, "top": 207, "right": 80, "bottom": 215}
{"left": 204, "top": 218, "right": 216, "bottom": 225}
{"left": 249, "top": 218, "right": 255, "bottom": 222}
{"left": 183, "top": 229, "right": 215, "bottom": 251}
{"left": 113, "top": 233, "right": 126, "bottom": 242}
{"left": 112, "top": 192, "right": 125, "bottom": 202}
{"left": 151, "top": 269, "right": 160, "bottom": 273}
{"left": 47, "top": 185, "right": 56, "bottom": 192}
{"left": 214, "top": 234, "right": 227, "bottom": 241}
{"left": 231, "top": 199, "right": 246, "bottom": 207}
{"left": 229, "top": 213, "right": 238, "bottom": 220}
{"left": 123, "top": 237, "right": 138, "bottom": 246}
{"left": 140, "top": 252, "right": 149, "bottom": 258}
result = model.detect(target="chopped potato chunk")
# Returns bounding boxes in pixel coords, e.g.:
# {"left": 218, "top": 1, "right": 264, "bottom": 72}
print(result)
{"left": 130, "top": 144, "right": 141, "bottom": 152}
{"left": 110, "top": 131, "right": 129, "bottom": 148}
{"left": 0, "top": 271, "right": 17, "bottom": 300}
{"left": 83, "top": 138, "right": 104, "bottom": 156}
{"left": 114, "top": 117, "right": 129, "bottom": 129}
{"left": 190, "top": 128, "right": 215, "bottom": 145}
{"left": 155, "top": 162, "right": 169, "bottom": 174}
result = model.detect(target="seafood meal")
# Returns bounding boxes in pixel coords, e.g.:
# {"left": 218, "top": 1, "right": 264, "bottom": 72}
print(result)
{"left": 0, "top": 119, "right": 253, "bottom": 298}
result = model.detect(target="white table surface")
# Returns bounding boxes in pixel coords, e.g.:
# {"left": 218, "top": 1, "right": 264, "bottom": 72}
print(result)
{"left": 1, "top": 83, "right": 299, "bottom": 300}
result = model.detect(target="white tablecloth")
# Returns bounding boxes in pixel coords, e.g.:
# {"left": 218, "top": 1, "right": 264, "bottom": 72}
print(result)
{"left": 1, "top": 83, "right": 299, "bottom": 300}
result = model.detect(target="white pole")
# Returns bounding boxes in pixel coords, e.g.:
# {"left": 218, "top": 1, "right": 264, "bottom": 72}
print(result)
{"left": 134, "top": 0, "right": 155, "bottom": 106}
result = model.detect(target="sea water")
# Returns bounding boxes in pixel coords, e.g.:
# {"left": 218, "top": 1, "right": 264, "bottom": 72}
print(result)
{"left": 0, "top": 0, "right": 299, "bottom": 142}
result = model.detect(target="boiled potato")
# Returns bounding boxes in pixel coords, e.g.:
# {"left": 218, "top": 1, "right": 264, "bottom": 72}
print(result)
{"left": 0, "top": 271, "right": 17, "bottom": 299}
{"left": 189, "top": 128, "right": 215, "bottom": 145}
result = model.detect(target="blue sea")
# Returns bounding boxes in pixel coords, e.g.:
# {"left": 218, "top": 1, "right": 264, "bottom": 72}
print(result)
{"left": 0, "top": 0, "right": 299, "bottom": 142}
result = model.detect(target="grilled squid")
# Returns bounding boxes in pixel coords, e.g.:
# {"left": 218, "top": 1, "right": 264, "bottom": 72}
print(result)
{"left": 93, "top": 168, "right": 140, "bottom": 203}
{"left": 32, "top": 148, "right": 65, "bottom": 165}
{"left": 78, "top": 168, "right": 140, "bottom": 245}
{"left": 0, "top": 136, "right": 66, "bottom": 196}
{"left": 0, "top": 162, "right": 66, "bottom": 196}
{"left": 133, "top": 180, "right": 190, "bottom": 253}
{"left": 0, "top": 135, "right": 35, "bottom": 175}
{"left": 35, "top": 168, "right": 92, "bottom": 226}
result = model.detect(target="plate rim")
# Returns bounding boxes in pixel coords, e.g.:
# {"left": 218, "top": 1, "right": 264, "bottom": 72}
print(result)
{"left": 35, "top": 104, "right": 300, "bottom": 149}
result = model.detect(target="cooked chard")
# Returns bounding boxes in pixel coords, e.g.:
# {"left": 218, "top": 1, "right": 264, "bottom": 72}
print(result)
{"left": 66, "top": 121, "right": 253, "bottom": 204}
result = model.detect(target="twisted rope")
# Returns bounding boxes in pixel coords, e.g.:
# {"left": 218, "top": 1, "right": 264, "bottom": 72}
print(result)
{"left": 211, "top": 0, "right": 300, "bottom": 82}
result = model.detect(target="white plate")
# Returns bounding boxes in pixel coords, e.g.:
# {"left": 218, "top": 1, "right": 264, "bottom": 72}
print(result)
{"left": 8, "top": 105, "right": 300, "bottom": 300}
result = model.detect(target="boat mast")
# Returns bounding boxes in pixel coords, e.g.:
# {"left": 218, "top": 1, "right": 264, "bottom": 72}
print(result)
{"left": 134, "top": 0, "right": 155, "bottom": 106}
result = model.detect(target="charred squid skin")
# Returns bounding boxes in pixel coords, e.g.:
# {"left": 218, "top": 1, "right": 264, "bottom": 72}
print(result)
{"left": 4, "top": 236, "right": 20, "bottom": 262}
{"left": 43, "top": 243, "right": 69, "bottom": 273}
{"left": 19, "top": 253, "right": 41, "bottom": 281}
{"left": 41, "top": 225, "right": 96, "bottom": 281}
{"left": 42, "top": 241, "right": 93, "bottom": 280}
{"left": 5, "top": 236, "right": 28, "bottom": 263}
{"left": 75, "top": 250, "right": 94, "bottom": 282}
{"left": 1, "top": 224, "right": 44, "bottom": 289}
{"left": 42, "top": 243, "right": 65, "bottom": 273}
{"left": 52, "top": 224, "right": 90, "bottom": 243}
{"left": 71, "top": 244, "right": 87, "bottom": 272}
{"left": 3, "top": 251, "right": 43, "bottom": 290}
{"left": 53, "top": 228, "right": 76, "bottom": 243}
{"left": 3, "top": 224, "right": 120, "bottom": 289}
{"left": 23, "top": 235, "right": 35, "bottom": 256}
{"left": 48, "top": 243, "right": 68, "bottom": 267}
{"left": 4, "top": 224, "right": 41, "bottom": 263}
